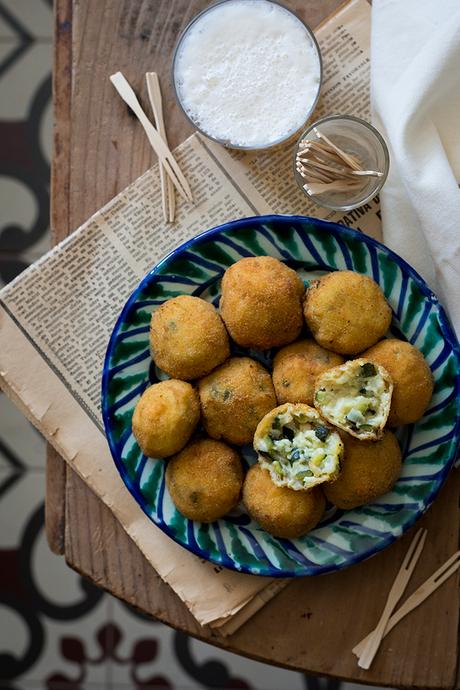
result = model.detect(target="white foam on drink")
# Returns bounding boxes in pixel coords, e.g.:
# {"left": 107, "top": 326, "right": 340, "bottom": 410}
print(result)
{"left": 174, "top": 0, "right": 321, "bottom": 148}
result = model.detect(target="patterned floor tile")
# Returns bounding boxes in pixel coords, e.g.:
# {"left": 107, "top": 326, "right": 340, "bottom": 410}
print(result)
{"left": 0, "top": 254, "right": 32, "bottom": 287}
{"left": 18, "top": 596, "right": 111, "bottom": 689}
{"left": 0, "top": 35, "right": 51, "bottom": 287}
{"left": 340, "top": 683, "right": 392, "bottom": 690}
{"left": 108, "top": 600, "right": 202, "bottom": 690}
{"left": 109, "top": 599, "right": 311, "bottom": 690}
{"left": 0, "top": 471, "right": 45, "bottom": 545}
{"left": 0, "top": 393, "right": 46, "bottom": 470}
{"left": 0, "top": 468, "right": 110, "bottom": 688}
{"left": 14, "top": 685, "right": 107, "bottom": 690}
{"left": 0, "top": 42, "right": 51, "bottom": 119}
{"left": 0, "top": 174, "right": 40, "bottom": 236}
{"left": 0, "top": 175, "right": 50, "bottom": 256}
{"left": 186, "top": 636, "right": 310, "bottom": 690}
{"left": 0, "top": 0, "right": 53, "bottom": 40}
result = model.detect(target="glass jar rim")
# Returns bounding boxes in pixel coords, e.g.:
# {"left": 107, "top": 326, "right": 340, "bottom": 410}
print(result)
{"left": 293, "top": 115, "right": 390, "bottom": 211}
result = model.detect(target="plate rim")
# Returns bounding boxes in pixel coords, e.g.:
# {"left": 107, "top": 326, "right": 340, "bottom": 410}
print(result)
{"left": 101, "top": 214, "right": 460, "bottom": 577}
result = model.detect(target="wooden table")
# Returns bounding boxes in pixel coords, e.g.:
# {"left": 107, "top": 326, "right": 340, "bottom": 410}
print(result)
{"left": 48, "top": 1, "right": 460, "bottom": 688}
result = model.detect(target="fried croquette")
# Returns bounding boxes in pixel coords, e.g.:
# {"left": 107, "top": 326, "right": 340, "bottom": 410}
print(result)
{"left": 314, "top": 359, "right": 393, "bottom": 440}
{"left": 198, "top": 357, "right": 276, "bottom": 445}
{"left": 166, "top": 439, "right": 244, "bottom": 522}
{"left": 150, "top": 295, "right": 230, "bottom": 380}
{"left": 132, "top": 380, "right": 200, "bottom": 458}
{"left": 324, "top": 431, "right": 402, "bottom": 509}
{"left": 254, "top": 403, "right": 343, "bottom": 490}
{"left": 272, "top": 339, "right": 345, "bottom": 406}
{"left": 303, "top": 270, "right": 392, "bottom": 355}
{"left": 361, "top": 339, "right": 434, "bottom": 426}
{"left": 243, "top": 464, "right": 325, "bottom": 538}
{"left": 219, "top": 256, "right": 305, "bottom": 350}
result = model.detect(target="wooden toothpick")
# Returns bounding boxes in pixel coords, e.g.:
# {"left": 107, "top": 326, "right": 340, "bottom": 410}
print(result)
{"left": 146, "top": 72, "right": 176, "bottom": 223}
{"left": 295, "top": 125, "right": 383, "bottom": 197}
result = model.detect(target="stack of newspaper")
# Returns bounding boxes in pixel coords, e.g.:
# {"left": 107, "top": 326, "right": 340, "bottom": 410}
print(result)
{"left": 0, "top": 0, "right": 378, "bottom": 634}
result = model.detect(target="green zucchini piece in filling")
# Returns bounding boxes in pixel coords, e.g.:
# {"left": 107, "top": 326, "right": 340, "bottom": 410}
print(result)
{"left": 254, "top": 403, "right": 343, "bottom": 491}
{"left": 313, "top": 358, "right": 393, "bottom": 440}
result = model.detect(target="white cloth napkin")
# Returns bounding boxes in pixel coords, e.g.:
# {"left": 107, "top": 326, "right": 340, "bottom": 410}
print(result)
{"left": 371, "top": 0, "right": 460, "bottom": 336}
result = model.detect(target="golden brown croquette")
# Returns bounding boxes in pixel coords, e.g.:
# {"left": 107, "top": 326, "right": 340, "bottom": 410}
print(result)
{"left": 303, "top": 270, "right": 392, "bottom": 355}
{"left": 150, "top": 295, "right": 230, "bottom": 380}
{"left": 253, "top": 403, "right": 343, "bottom": 490}
{"left": 198, "top": 357, "right": 276, "bottom": 445}
{"left": 272, "top": 339, "right": 345, "bottom": 406}
{"left": 361, "top": 339, "right": 434, "bottom": 426}
{"left": 166, "top": 439, "right": 244, "bottom": 522}
{"left": 314, "top": 359, "right": 393, "bottom": 441}
{"left": 132, "top": 379, "right": 200, "bottom": 458}
{"left": 219, "top": 256, "right": 305, "bottom": 350}
{"left": 243, "top": 464, "right": 325, "bottom": 538}
{"left": 324, "top": 431, "right": 402, "bottom": 509}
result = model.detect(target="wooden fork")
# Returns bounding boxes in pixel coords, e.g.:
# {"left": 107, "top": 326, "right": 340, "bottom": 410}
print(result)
{"left": 357, "top": 528, "right": 427, "bottom": 670}
{"left": 353, "top": 548, "right": 460, "bottom": 660}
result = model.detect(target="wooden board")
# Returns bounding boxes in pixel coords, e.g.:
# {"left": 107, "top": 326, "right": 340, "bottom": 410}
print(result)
{"left": 64, "top": 467, "right": 460, "bottom": 689}
{"left": 48, "top": 1, "right": 460, "bottom": 687}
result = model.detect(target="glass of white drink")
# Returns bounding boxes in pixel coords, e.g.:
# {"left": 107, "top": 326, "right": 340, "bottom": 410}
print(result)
{"left": 173, "top": 0, "right": 322, "bottom": 150}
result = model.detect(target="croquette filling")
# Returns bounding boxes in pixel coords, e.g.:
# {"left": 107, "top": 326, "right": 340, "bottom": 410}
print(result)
{"left": 315, "top": 362, "right": 389, "bottom": 435}
{"left": 255, "top": 407, "right": 342, "bottom": 490}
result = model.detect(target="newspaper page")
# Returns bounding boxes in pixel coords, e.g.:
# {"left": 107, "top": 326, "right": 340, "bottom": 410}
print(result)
{"left": 0, "top": 135, "right": 283, "bottom": 629}
{"left": 0, "top": 0, "right": 374, "bottom": 633}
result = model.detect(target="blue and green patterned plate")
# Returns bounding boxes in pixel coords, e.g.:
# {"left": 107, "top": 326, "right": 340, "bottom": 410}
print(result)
{"left": 102, "top": 216, "right": 460, "bottom": 577}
